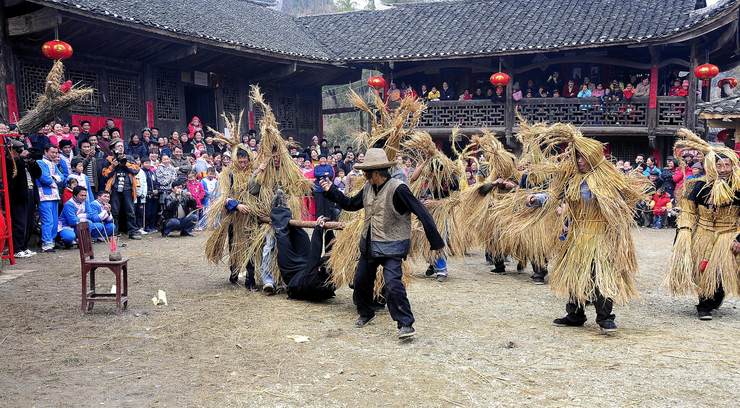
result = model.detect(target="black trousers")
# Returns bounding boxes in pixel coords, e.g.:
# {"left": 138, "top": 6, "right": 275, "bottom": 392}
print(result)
{"left": 354, "top": 254, "right": 414, "bottom": 328}
{"left": 10, "top": 192, "right": 35, "bottom": 252}
{"left": 227, "top": 224, "right": 255, "bottom": 284}
{"left": 565, "top": 286, "right": 614, "bottom": 324}
{"left": 110, "top": 190, "right": 137, "bottom": 234}
{"left": 145, "top": 198, "right": 159, "bottom": 230}
{"left": 532, "top": 262, "right": 548, "bottom": 279}
{"left": 135, "top": 198, "right": 145, "bottom": 232}
{"left": 697, "top": 285, "right": 725, "bottom": 313}
{"left": 314, "top": 191, "right": 337, "bottom": 221}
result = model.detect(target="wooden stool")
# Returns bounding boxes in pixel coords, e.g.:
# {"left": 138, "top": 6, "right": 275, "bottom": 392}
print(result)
{"left": 76, "top": 222, "right": 129, "bottom": 313}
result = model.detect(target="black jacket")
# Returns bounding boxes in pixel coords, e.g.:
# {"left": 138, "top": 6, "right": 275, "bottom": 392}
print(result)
{"left": 162, "top": 192, "right": 197, "bottom": 220}
{"left": 6, "top": 155, "right": 41, "bottom": 203}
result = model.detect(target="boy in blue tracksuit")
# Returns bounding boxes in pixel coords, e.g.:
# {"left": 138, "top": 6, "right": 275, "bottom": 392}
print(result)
{"left": 36, "top": 145, "right": 63, "bottom": 252}
{"left": 60, "top": 186, "right": 115, "bottom": 246}
{"left": 90, "top": 191, "right": 116, "bottom": 239}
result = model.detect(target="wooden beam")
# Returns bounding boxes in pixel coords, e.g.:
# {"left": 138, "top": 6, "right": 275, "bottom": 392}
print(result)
{"left": 148, "top": 45, "right": 198, "bottom": 66}
{"left": 251, "top": 61, "right": 297, "bottom": 82}
{"left": 511, "top": 55, "right": 689, "bottom": 75}
{"left": 7, "top": 7, "right": 58, "bottom": 36}
{"left": 321, "top": 107, "right": 358, "bottom": 115}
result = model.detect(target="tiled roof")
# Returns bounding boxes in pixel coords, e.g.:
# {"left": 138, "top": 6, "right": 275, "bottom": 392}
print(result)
{"left": 698, "top": 94, "right": 740, "bottom": 117}
{"left": 30, "top": 0, "right": 333, "bottom": 60}
{"left": 299, "top": 0, "right": 738, "bottom": 61}
{"left": 28, "top": 0, "right": 739, "bottom": 63}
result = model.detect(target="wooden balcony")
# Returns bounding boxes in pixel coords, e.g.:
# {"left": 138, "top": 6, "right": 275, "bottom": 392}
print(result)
{"left": 417, "top": 97, "right": 688, "bottom": 138}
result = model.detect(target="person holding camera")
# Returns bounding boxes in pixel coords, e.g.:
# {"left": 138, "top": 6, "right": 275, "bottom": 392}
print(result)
{"left": 6, "top": 138, "right": 41, "bottom": 258}
{"left": 161, "top": 178, "right": 198, "bottom": 237}
{"left": 101, "top": 139, "right": 142, "bottom": 240}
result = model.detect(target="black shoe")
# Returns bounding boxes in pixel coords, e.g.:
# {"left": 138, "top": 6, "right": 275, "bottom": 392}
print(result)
{"left": 553, "top": 316, "right": 586, "bottom": 327}
{"left": 180, "top": 231, "right": 193, "bottom": 237}
{"left": 698, "top": 310, "right": 713, "bottom": 321}
{"left": 129, "top": 234, "right": 142, "bottom": 240}
{"left": 355, "top": 315, "right": 375, "bottom": 328}
{"left": 262, "top": 283, "right": 275, "bottom": 295}
{"left": 229, "top": 274, "right": 239, "bottom": 285}
{"left": 42, "top": 247, "right": 56, "bottom": 253}
{"left": 517, "top": 261, "right": 525, "bottom": 272}
{"left": 425, "top": 264, "right": 435, "bottom": 277}
{"left": 398, "top": 326, "right": 416, "bottom": 339}
{"left": 531, "top": 276, "right": 546, "bottom": 285}
{"left": 598, "top": 320, "right": 618, "bottom": 333}
{"left": 491, "top": 265, "right": 506, "bottom": 274}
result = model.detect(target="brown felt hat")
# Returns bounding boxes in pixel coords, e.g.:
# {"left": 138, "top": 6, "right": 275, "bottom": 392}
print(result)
{"left": 353, "top": 148, "right": 394, "bottom": 170}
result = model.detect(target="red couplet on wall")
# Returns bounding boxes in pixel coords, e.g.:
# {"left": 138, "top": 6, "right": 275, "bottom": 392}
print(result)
{"left": 648, "top": 65, "right": 658, "bottom": 110}
{"left": 146, "top": 101, "right": 155, "bottom": 128}
{"left": 5, "top": 84, "right": 19, "bottom": 124}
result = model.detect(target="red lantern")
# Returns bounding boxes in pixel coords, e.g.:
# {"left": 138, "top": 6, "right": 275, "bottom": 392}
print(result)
{"left": 489, "top": 72, "right": 511, "bottom": 87}
{"left": 41, "top": 40, "right": 73, "bottom": 60}
{"left": 694, "top": 63, "right": 719, "bottom": 86}
{"left": 367, "top": 75, "right": 386, "bottom": 89}
{"left": 718, "top": 77, "right": 737, "bottom": 88}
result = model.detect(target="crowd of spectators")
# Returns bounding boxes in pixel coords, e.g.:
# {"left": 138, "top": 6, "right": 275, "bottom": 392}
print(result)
{"left": 385, "top": 71, "right": 693, "bottom": 107}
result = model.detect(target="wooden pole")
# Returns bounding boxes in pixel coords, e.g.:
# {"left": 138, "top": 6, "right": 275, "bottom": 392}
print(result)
{"left": 258, "top": 216, "right": 345, "bottom": 230}
{"left": 686, "top": 42, "right": 699, "bottom": 131}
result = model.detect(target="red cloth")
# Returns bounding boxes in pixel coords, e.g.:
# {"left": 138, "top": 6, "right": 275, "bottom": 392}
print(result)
{"left": 652, "top": 192, "right": 671, "bottom": 216}
{"left": 623, "top": 88, "right": 635, "bottom": 100}
{"left": 71, "top": 115, "right": 124, "bottom": 136}
{"left": 186, "top": 179, "right": 206, "bottom": 208}
{"left": 302, "top": 196, "right": 316, "bottom": 221}
{"left": 562, "top": 84, "right": 578, "bottom": 98}
{"left": 62, "top": 188, "right": 73, "bottom": 204}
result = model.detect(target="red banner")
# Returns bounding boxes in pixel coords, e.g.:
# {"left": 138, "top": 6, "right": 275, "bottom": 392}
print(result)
{"left": 248, "top": 110, "right": 255, "bottom": 130}
{"left": 5, "top": 84, "right": 18, "bottom": 124}
{"left": 146, "top": 100, "right": 154, "bottom": 128}
{"left": 71, "top": 115, "right": 124, "bottom": 136}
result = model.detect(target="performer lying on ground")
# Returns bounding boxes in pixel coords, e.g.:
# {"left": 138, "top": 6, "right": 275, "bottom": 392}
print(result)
{"left": 270, "top": 190, "right": 336, "bottom": 302}
{"left": 320, "top": 148, "right": 445, "bottom": 339}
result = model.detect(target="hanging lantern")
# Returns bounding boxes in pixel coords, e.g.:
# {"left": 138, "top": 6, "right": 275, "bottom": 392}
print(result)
{"left": 489, "top": 72, "right": 511, "bottom": 87}
{"left": 694, "top": 63, "right": 719, "bottom": 86}
{"left": 41, "top": 40, "right": 73, "bottom": 60}
{"left": 718, "top": 77, "right": 737, "bottom": 88}
{"left": 367, "top": 75, "right": 386, "bottom": 89}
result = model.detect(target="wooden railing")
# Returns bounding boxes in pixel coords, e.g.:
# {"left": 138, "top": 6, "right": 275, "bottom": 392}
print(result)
{"left": 416, "top": 96, "right": 688, "bottom": 132}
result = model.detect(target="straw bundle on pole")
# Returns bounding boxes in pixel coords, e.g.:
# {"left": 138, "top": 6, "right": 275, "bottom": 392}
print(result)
{"left": 16, "top": 60, "right": 94, "bottom": 134}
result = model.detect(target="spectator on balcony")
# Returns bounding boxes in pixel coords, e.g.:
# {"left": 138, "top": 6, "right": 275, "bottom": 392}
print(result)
{"left": 440, "top": 82, "right": 455, "bottom": 101}
{"left": 386, "top": 82, "right": 402, "bottom": 109}
{"left": 473, "top": 88, "right": 485, "bottom": 100}
{"left": 552, "top": 89, "right": 561, "bottom": 98}
{"left": 562, "top": 80, "right": 578, "bottom": 98}
{"left": 537, "top": 87, "right": 548, "bottom": 98}
{"left": 546, "top": 71, "right": 562, "bottom": 93}
{"left": 419, "top": 84, "right": 429, "bottom": 100}
{"left": 427, "top": 86, "right": 441, "bottom": 101}
{"left": 623, "top": 83, "right": 635, "bottom": 100}
{"left": 491, "top": 86, "right": 506, "bottom": 103}
{"left": 592, "top": 83, "right": 605, "bottom": 98}
{"left": 460, "top": 89, "right": 473, "bottom": 101}
{"left": 668, "top": 80, "right": 683, "bottom": 96}
{"left": 525, "top": 79, "right": 536, "bottom": 95}
{"left": 634, "top": 78, "right": 650, "bottom": 98}
{"left": 486, "top": 88, "right": 494, "bottom": 99}
{"left": 577, "top": 84, "right": 592, "bottom": 110}
{"left": 677, "top": 80, "right": 689, "bottom": 97}
{"left": 512, "top": 84, "right": 523, "bottom": 101}
{"left": 403, "top": 85, "right": 417, "bottom": 100}
{"left": 582, "top": 77, "right": 593, "bottom": 91}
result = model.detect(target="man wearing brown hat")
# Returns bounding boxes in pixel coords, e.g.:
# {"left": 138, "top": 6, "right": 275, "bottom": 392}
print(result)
{"left": 320, "top": 148, "right": 444, "bottom": 339}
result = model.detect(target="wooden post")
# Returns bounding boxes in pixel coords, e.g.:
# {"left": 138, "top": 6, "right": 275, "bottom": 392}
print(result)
{"left": 258, "top": 216, "right": 345, "bottom": 230}
{"left": 143, "top": 64, "right": 156, "bottom": 128}
{"left": 647, "top": 46, "right": 660, "bottom": 150}
{"left": 0, "top": 2, "right": 15, "bottom": 124}
{"left": 503, "top": 59, "right": 514, "bottom": 146}
{"left": 686, "top": 43, "right": 699, "bottom": 131}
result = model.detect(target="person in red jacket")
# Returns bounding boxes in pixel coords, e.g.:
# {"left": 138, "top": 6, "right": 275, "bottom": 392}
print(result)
{"left": 562, "top": 80, "right": 578, "bottom": 98}
{"left": 650, "top": 187, "right": 672, "bottom": 229}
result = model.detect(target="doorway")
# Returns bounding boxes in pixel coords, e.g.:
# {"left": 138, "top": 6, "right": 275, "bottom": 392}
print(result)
{"left": 184, "top": 86, "right": 216, "bottom": 131}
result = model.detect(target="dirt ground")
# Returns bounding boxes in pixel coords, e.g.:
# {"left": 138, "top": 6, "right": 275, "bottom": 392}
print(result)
{"left": 0, "top": 227, "right": 738, "bottom": 407}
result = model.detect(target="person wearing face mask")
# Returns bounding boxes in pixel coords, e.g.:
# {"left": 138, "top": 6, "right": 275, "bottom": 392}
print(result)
{"left": 668, "top": 129, "right": 740, "bottom": 321}
{"left": 320, "top": 148, "right": 444, "bottom": 339}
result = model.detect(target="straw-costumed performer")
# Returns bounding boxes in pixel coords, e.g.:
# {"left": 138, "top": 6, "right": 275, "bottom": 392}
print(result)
{"left": 493, "top": 119, "right": 559, "bottom": 284}
{"left": 319, "top": 147, "right": 444, "bottom": 339}
{"left": 405, "top": 131, "right": 463, "bottom": 282}
{"left": 524, "top": 124, "right": 646, "bottom": 333}
{"left": 458, "top": 131, "right": 519, "bottom": 273}
{"left": 667, "top": 129, "right": 740, "bottom": 320}
{"left": 204, "top": 111, "right": 262, "bottom": 290}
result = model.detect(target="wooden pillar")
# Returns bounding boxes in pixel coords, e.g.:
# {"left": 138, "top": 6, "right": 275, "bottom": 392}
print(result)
{"left": 142, "top": 64, "right": 157, "bottom": 130}
{"left": 647, "top": 46, "right": 660, "bottom": 150}
{"left": 503, "top": 59, "right": 514, "bottom": 146}
{"left": 0, "top": 2, "right": 17, "bottom": 124}
{"left": 686, "top": 43, "right": 699, "bottom": 131}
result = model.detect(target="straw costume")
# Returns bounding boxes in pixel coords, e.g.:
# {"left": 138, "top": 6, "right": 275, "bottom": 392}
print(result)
{"left": 404, "top": 131, "right": 464, "bottom": 281}
{"left": 667, "top": 129, "right": 740, "bottom": 320}
{"left": 492, "top": 119, "right": 560, "bottom": 284}
{"left": 457, "top": 130, "right": 520, "bottom": 272}
{"left": 204, "top": 111, "right": 261, "bottom": 289}
{"left": 525, "top": 123, "right": 648, "bottom": 332}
